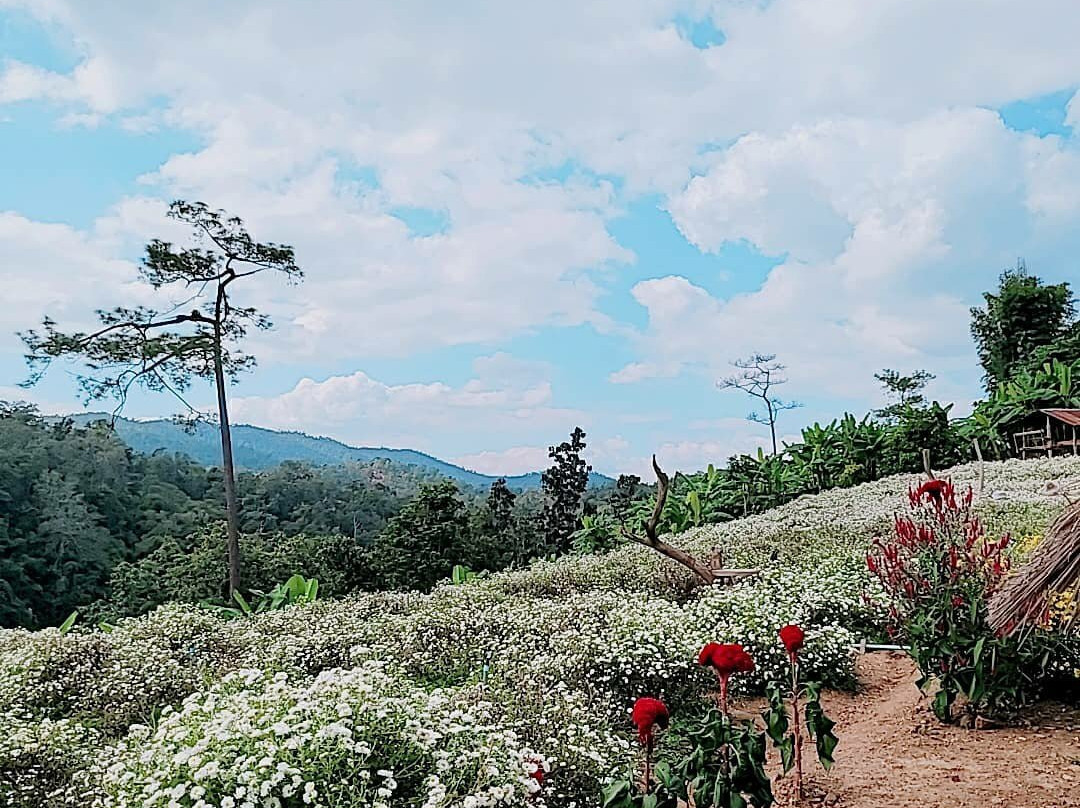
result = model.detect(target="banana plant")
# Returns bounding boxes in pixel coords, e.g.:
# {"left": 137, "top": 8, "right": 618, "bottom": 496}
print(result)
{"left": 208, "top": 573, "right": 320, "bottom": 618}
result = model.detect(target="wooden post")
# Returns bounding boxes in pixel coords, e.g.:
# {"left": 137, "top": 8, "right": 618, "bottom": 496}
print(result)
{"left": 973, "top": 438, "right": 985, "bottom": 494}
{"left": 1047, "top": 414, "right": 1053, "bottom": 458}
{"left": 1073, "top": 425, "right": 1077, "bottom": 456}
{"left": 922, "top": 448, "right": 934, "bottom": 479}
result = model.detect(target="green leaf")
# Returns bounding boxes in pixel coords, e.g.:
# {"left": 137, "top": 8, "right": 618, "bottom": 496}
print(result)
{"left": 57, "top": 610, "right": 78, "bottom": 635}
{"left": 232, "top": 589, "right": 253, "bottom": 615}
{"left": 932, "top": 688, "right": 951, "bottom": 722}
{"left": 805, "top": 697, "right": 839, "bottom": 771}
{"left": 602, "top": 780, "right": 631, "bottom": 808}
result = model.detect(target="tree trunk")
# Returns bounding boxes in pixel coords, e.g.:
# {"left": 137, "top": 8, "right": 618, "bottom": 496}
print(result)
{"left": 766, "top": 399, "right": 778, "bottom": 456}
{"left": 213, "top": 310, "right": 242, "bottom": 598}
{"left": 641, "top": 534, "right": 717, "bottom": 584}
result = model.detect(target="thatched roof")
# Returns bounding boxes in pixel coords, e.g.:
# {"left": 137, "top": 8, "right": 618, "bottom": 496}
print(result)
{"left": 989, "top": 496, "right": 1080, "bottom": 634}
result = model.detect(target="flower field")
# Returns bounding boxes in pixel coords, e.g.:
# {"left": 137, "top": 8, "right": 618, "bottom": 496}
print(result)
{"left": 3, "top": 457, "right": 1080, "bottom": 808}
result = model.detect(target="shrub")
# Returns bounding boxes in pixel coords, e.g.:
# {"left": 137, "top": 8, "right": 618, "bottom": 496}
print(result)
{"left": 868, "top": 478, "right": 1068, "bottom": 721}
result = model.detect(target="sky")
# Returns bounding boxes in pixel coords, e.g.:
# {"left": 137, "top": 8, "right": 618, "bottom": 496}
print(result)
{"left": 1, "top": 0, "right": 1080, "bottom": 478}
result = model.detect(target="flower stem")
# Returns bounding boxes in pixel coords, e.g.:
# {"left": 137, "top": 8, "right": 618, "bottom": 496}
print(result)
{"left": 720, "top": 674, "right": 731, "bottom": 792}
{"left": 791, "top": 653, "right": 803, "bottom": 801}
{"left": 644, "top": 737, "right": 653, "bottom": 794}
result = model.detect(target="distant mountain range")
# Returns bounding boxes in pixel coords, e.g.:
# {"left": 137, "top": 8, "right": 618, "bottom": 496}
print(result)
{"left": 60, "top": 413, "right": 613, "bottom": 491}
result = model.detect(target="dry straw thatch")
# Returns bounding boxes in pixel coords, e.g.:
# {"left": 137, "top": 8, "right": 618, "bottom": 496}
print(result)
{"left": 989, "top": 484, "right": 1080, "bottom": 634}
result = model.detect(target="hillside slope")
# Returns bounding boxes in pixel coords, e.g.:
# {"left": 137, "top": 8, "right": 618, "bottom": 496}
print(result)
{"left": 59, "top": 413, "right": 613, "bottom": 490}
{"left": 2, "top": 456, "right": 1079, "bottom": 807}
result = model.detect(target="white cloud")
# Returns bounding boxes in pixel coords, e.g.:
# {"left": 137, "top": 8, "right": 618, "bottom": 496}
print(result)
{"left": 616, "top": 109, "right": 1080, "bottom": 401}
{"left": 594, "top": 421, "right": 791, "bottom": 478}
{"left": 5, "top": 0, "right": 1080, "bottom": 365}
{"left": 452, "top": 446, "right": 551, "bottom": 477}
{"left": 5, "top": 0, "right": 1080, "bottom": 470}
{"left": 0, "top": 212, "right": 147, "bottom": 337}
{"left": 230, "top": 353, "right": 586, "bottom": 459}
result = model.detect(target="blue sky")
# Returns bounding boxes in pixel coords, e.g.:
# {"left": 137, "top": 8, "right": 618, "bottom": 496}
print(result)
{"left": 2, "top": 1, "right": 1080, "bottom": 476}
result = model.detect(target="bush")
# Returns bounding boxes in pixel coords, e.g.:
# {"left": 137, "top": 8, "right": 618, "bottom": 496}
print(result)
{"left": 868, "top": 478, "right": 1071, "bottom": 721}
{"left": 90, "top": 525, "right": 366, "bottom": 620}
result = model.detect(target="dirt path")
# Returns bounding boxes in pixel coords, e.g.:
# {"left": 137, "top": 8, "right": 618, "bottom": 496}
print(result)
{"left": 772, "top": 653, "right": 1080, "bottom": 808}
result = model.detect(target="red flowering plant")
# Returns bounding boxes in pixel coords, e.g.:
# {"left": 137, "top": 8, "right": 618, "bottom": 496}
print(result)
{"left": 604, "top": 646, "right": 773, "bottom": 808}
{"left": 630, "top": 697, "right": 669, "bottom": 792}
{"left": 762, "top": 625, "right": 838, "bottom": 800}
{"left": 867, "top": 477, "right": 1058, "bottom": 722}
{"left": 604, "top": 697, "right": 680, "bottom": 808}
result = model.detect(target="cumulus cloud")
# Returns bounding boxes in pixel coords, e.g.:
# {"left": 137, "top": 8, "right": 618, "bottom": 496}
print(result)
{"left": 616, "top": 109, "right": 1080, "bottom": 402}
{"left": 4, "top": 0, "right": 1080, "bottom": 471}
{"left": 452, "top": 446, "right": 552, "bottom": 477}
{"left": 230, "top": 353, "right": 587, "bottom": 461}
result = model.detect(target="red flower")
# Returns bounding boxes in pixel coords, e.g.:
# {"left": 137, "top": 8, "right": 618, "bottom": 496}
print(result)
{"left": 914, "top": 479, "right": 950, "bottom": 503}
{"left": 779, "top": 624, "right": 805, "bottom": 656}
{"left": 698, "top": 642, "right": 755, "bottom": 677}
{"left": 524, "top": 755, "right": 546, "bottom": 786}
{"left": 631, "top": 697, "right": 669, "bottom": 746}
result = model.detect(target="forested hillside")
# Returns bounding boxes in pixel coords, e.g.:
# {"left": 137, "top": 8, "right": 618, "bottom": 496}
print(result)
{"left": 0, "top": 405, "right": 615, "bottom": 628}
{"left": 60, "top": 413, "right": 613, "bottom": 489}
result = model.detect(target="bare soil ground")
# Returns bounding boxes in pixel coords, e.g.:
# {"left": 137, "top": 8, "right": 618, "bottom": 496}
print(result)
{"left": 764, "top": 653, "right": 1080, "bottom": 808}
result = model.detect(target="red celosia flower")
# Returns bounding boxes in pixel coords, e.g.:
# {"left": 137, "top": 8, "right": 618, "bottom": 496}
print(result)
{"left": 698, "top": 642, "right": 755, "bottom": 677}
{"left": 631, "top": 697, "right": 669, "bottom": 746}
{"left": 779, "top": 624, "right": 805, "bottom": 656}
{"left": 524, "top": 755, "right": 546, "bottom": 786}
{"left": 913, "top": 478, "right": 950, "bottom": 504}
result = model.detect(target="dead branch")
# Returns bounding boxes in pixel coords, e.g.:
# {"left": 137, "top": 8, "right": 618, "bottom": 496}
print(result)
{"left": 622, "top": 456, "right": 718, "bottom": 585}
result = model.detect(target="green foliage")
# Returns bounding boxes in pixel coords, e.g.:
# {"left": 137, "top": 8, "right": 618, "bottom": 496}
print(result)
{"left": 578, "top": 402, "right": 969, "bottom": 545}
{"left": 90, "top": 525, "right": 358, "bottom": 621}
{"left": 969, "top": 358, "right": 1080, "bottom": 447}
{"left": 802, "top": 682, "right": 838, "bottom": 769}
{"left": 677, "top": 708, "right": 773, "bottom": 808}
{"left": 874, "top": 368, "right": 935, "bottom": 420}
{"left": 970, "top": 260, "right": 1078, "bottom": 392}
{"left": 868, "top": 481, "right": 1069, "bottom": 721}
{"left": 368, "top": 481, "right": 473, "bottom": 590}
{"left": 20, "top": 202, "right": 302, "bottom": 409}
{"left": 56, "top": 611, "right": 78, "bottom": 636}
{"left": 604, "top": 709, "right": 773, "bottom": 808}
{"left": 215, "top": 573, "right": 320, "bottom": 618}
{"left": 450, "top": 564, "right": 484, "bottom": 585}
{"left": 882, "top": 401, "right": 967, "bottom": 475}
{"left": 787, "top": 414, "right": 886, "bottom": 491}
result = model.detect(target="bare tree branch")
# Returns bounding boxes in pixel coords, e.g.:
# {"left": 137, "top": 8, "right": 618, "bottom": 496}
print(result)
{"left": 621, "top": 456, "right": 717, "bottom": 585}
{"left": 717, "top": 353, "right": 803, "bottom": 455}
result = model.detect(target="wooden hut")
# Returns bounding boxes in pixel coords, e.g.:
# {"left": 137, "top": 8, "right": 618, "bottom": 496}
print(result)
{"left": 1012, "top": 408, "right": 1080, "bottom": 459}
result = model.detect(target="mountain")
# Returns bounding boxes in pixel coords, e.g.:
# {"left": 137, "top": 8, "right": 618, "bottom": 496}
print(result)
{"left": 59, "top": 413, "right": 613, "bottom": 491}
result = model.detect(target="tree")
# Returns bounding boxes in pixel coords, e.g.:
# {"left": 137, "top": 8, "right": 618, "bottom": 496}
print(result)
{"left": 541, "top": 426, "right": 592, "bottom": 554}
{"left": 718, "top": 354, "right": 802, "bottom": 456}
{"left": 874, "top": 368, "right": 935, "bottom": 422}
{"left": 610, "top": 474, "right": 642, "bottom": 525}
{"left": 485, "top": 478, "right": 517, "bottom": 536}
{"left": 883, "top": 401, "right": 967, "bottom": 476}
{"left": 369, "top": 481, "right": 472, "bottom": 590}
{"left": 19, "top": 201, "right": 302, "bottom": 597}
{"left": 30, "top": 469, "right": 123, "bottom": 625}
{"left": 970, "top": 261, "right": 1076, "bottom": 392}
